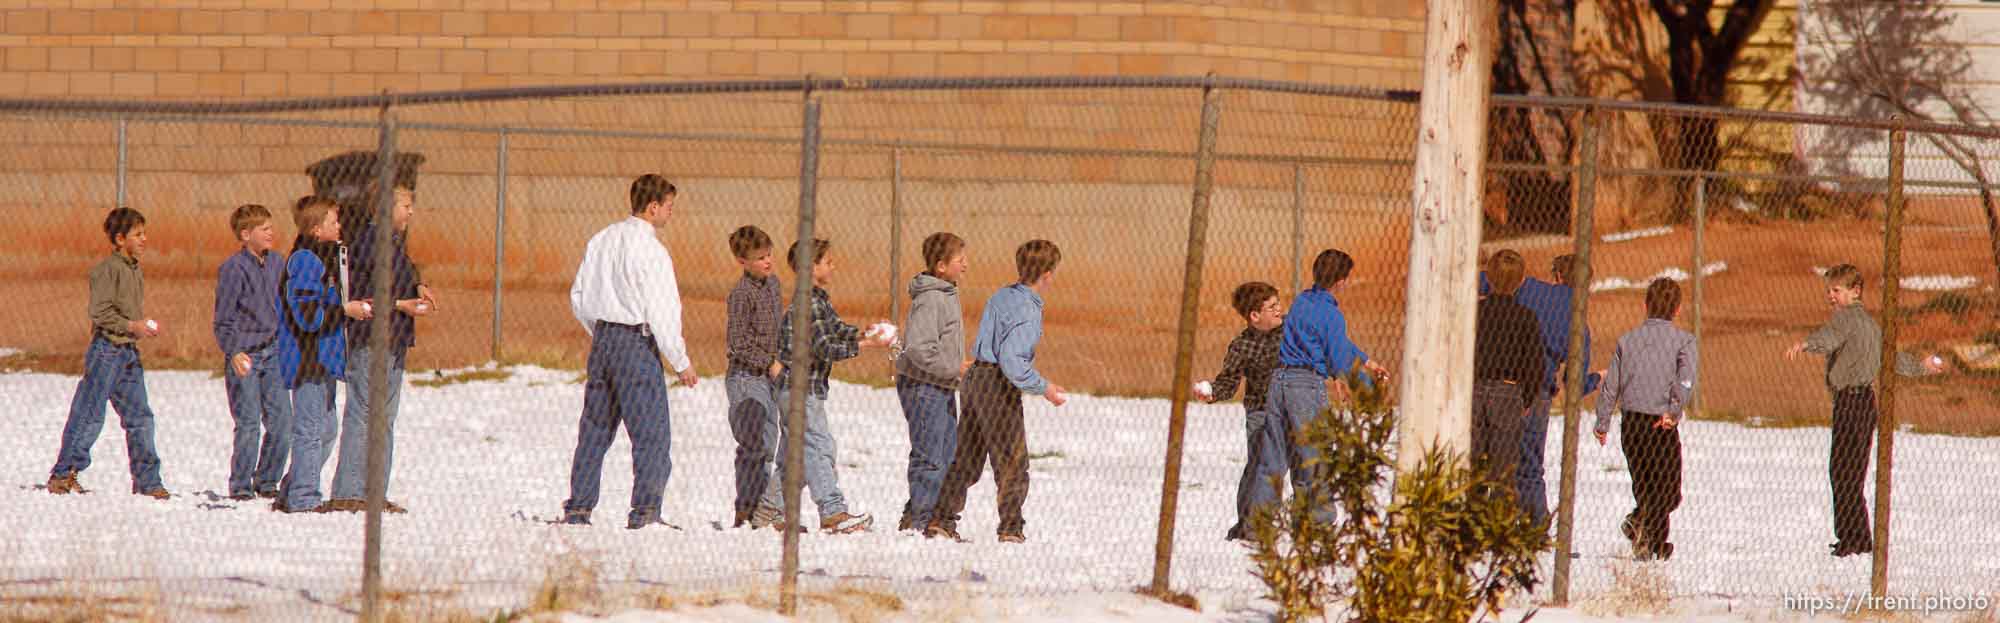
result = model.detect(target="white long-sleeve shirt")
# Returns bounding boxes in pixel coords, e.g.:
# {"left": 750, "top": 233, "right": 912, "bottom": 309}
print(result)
{"left": 570, "top": 216, "right": 692, "bottom": 373}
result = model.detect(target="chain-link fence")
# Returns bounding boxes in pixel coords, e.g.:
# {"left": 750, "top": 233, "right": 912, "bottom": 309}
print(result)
{"left": 0, "top": 77, "right": 1994, "bottom": 620}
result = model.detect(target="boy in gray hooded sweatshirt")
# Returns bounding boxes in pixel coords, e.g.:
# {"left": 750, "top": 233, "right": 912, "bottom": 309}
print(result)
{"left": 894, "top": 232, "right": 969, "bottom": 532}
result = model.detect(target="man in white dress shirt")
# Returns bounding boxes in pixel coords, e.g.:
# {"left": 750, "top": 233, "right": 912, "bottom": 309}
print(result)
{"left": 561, "top": 174, "right": 701, "bottom": 529}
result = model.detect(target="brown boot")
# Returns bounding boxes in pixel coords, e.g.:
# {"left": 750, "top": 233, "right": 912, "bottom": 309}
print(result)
{"left": 323, "top": 499, "right": 367, "bottom": 512}
{"left": 137, "top": 488, "right": 170, "bottom": 500}
{"left": 46, "top": 473, "right": 82, "bottom": 495}
{"left": 821, "top": 512, "right": 874, "bottom": 534}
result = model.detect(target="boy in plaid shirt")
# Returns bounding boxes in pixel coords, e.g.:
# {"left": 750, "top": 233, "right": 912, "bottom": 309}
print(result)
{"left": 750, "top": 238, "right": 890, "bottom": 534}
{"left": 1194, "top": 281, "right": 1285, "bottom": 541}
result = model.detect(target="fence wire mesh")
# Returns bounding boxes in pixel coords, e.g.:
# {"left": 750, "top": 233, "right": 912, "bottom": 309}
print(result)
{"left": 0, "top": 80, "right": 1995, "bottom": 621}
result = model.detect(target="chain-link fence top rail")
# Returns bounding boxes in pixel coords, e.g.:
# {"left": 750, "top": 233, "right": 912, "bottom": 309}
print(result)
{"left": 1, "top": 76, "right": 1995, "bottom": 616}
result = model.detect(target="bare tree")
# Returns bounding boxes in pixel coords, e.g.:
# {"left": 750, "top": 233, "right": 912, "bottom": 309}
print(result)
{"left": 1800, "top": 0, "right": 2000, "bottom": 301}
{"left": 1650, "top": 0, "right": 1780, "bottom": 221}
{"left": 1489, "top": 0, "right": 1578, "bottom": 235}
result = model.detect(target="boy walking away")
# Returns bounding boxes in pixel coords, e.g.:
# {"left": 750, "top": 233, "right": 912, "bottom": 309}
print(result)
{"left": 894, "top": 232, "right": 969, "bottom": 533}
{"left": 329, "top": 180, "right": 432, "bottom": 513}
{"left": 1784, "top": 264, "right": 1946, "bottom": 558}
{"left": 1594, "top": 278, "right": 1696, "bottom": 562}
{"left": 214, "top": 204, "right": 294, "bottom": 501}
{"left": 1194, "top": 281, "right": 1285, "bottom": 542}
{"left": 724, "top": 225, "right": 782, "bottom": 528}
{"left": 1471, "top": 251, "right": 1544, "bottom": 508}
{"left": 1250, "top": 249, "right": 1388, "bottom": 523}
{"left": 928, "top": 240, "right": 1069, "bottom": 544}
{"left": 750, "top": 238, "right": 888, "bottom": 534}
{"left": 278, "top": 195, "right": 369, "bottom": 514}
{"left": 47, "top": 207, "right": 170, "bottom": 499}
{"left": 563, "top": 174, "right": 700, "bottom": 529}
{"left": 1482, "top": 254, "right": 1603, "bottom": 528}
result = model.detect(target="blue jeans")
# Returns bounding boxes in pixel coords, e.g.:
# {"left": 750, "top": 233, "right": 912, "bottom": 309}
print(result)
{"left": 896, "top": 376, "right": 958, "bottom": 528}
{"left": 1516, "top": 393, "right": 1553, "bottom": 527}
{"left": 1249, "top": 368, "right": 1334, "bottom": 523}
{"left": 725, "top": 371, "right": 780, "bottom": 515}
{"left": 759, "top": 389, "right": 849, "bottom": 521}
{"left": 331, "top": 344, "right": 405, "bottom": 501}
{"left": 1230, "top": 407, "right": 1279, "bottom": 536}
{"left": 225, "top": 342, "right": 293, "bottom": 496}
{"left": 51, "top": 337, "right": 163, "bottom": 492}
{"left": 564, "top": 323, "right": 674, "bottom": 526}
{"left": 283, "top": 377, "right": 340, "bottom": 510}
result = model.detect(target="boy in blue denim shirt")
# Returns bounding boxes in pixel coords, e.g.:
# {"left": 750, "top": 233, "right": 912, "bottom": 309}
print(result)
{"left": 1251, "top": 249, "right": 1387, "bottom": 520}
{"left": 46, "top": 207, "right": 169, "bottom": 499}
{"left": 214, "top": 204, "right": 293, "bottom": 501}
{"left": 928, "top": 240, "right": 1068, "bottom": 544}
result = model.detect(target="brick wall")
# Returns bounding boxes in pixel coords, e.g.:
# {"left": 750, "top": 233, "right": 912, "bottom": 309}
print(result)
{"left": 0, "top": 1, "right": 1425, "bottom": 98}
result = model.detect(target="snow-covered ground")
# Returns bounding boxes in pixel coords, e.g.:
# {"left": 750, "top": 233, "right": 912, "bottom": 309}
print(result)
{"left": 3, "top": 363, "right": 1996, "bottom": 621}
{"left": 1600, "top": 226, "right": 1675, "bottom": 244}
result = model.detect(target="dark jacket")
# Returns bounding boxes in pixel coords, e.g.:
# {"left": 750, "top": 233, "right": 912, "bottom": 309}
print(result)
{"left": 277, "top": 238, "right": 348, "bottom": 387}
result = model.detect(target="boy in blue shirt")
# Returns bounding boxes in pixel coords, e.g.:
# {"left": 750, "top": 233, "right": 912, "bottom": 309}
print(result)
{"left": 1250, "top": 249, "right": 1386, "bottom": 520}
{"left": 214, "top": 204, "right": 293, "bottom": 501}
{"left": 928, "top": 239, "right": 1067, "bottom": 544}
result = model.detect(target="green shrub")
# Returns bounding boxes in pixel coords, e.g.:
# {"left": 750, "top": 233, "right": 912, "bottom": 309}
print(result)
{"left": 1249, "top": 371, "right": 1549, "bottom": 623}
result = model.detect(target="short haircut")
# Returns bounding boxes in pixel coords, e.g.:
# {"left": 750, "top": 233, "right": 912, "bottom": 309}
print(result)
{"left": 103, "top": 207, "right": 146, "bottom": 245}
{"left": 1824, "top": 263, "right": 1864, "bottom": 291}
{"left": 1231, "top": 281, "right": 1279, "bottom": 320}
{"left": 1645, "top": 278, "right": 1682, "bottom": 320}
{"left": 786, "top": 238, "right": 832, "bottom": 272}
{"left": 1311, "top": 249, "right": 1354, "bottom": 289}
{"left": 293, "top": 195, "right": 338, "bottom": 238}
{"left": 1015, "top": 239, "right": 1062, "bottom": 284}
{"left": 728, "top": 225, "right": 773, "bottom": 259}
{"left": 921, "top": 232, "right": 966, "bottom": 274}
{"left": 230, "top": 204, "right": 271, "bottom": 237}
{"left": 1486, "top": 249, "right": 1527, "bottom": 296}
{"left": 630, "top": 174, "right": 678, "bottom": 215}
{"left": 1551, "top": 254, "right": 1582, "bottom": 287}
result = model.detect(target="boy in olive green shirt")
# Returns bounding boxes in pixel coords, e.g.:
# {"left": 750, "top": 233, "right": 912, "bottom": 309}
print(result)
{"left": 47, "top": 207, "right": 170, "bottom": 499}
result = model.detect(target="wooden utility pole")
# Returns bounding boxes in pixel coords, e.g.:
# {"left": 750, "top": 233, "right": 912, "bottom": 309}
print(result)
{"left": 1398, "top": 0, "right": 1498, "bottom": 470}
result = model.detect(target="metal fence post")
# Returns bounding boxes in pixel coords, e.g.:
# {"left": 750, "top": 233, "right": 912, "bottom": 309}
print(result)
{"left": 1872, "top": 119, "right": 1908, "bottom": 600}
{"left": 492, "top": 128, "right": 509, "bottom": 362}
{"left": 1151, "top": 77, "right": 1222, "bottom": 596}
{"left": 779, "top": 83, "right": 823, "bottom": 617}
{"left": 1291, "top": 162, "right": 1304, "bottom": 296}
{"left": 890, "top": 144, "right": 904, "bottom": 327}
{"left": 1691, "top": 175, "right": 1705, "bottom": 415}
{"left": 360, "top": 97, "right": 402, "bottom": 623}
{"left": 115, "top": 117, "right": 127, "bottom": 208}
{"left": 1552, "top": 105, "right": 1601, "bottom": 607}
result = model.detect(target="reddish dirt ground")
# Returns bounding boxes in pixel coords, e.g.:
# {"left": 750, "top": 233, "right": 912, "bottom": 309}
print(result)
{"left": 3, "top": 209, "right": 1996, "bottom": 435}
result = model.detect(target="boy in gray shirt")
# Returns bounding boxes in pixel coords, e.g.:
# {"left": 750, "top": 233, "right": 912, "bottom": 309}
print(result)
{"left": 1784, "top": 264, "right": 1945, "bottom": 558}
{"left": 1595, "top": 278, "right": 1696, "bottom": 562}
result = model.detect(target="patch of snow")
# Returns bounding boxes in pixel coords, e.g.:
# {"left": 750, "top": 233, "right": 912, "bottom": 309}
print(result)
{"left": 1901, "top": 275, "right": 1978, "bottom": 291}
{"left": 1601, "top": 226, "right": 1674, "bottom": 243}
{"left": 1591, "top": 261, "right": 1728, "bottom": 292}
{"left": 2, "top": 362, "right": 1995, "bottom": 621}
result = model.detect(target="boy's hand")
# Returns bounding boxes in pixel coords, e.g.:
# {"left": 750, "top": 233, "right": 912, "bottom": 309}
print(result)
{"left": 417, "top": 284, "right": 439, "bottom": 310}
{"left": 126, "top": 319, "right": 160, "bottom": 338}
{"left": 1192, "top": 381, "right": 1214, "bottom": 403}
{"left": 1044, "top": 383, "right": 1067, "bottom": 407}
{"left": 1363, "top": 359, "right": 1388, "bottom": 380}
{"left": 675, "top": 367, "right": 699, "bottom": 388}
{"left": 231, "top": 352, "right": 253, "bottom": 377}
{"left": 961, "top": 359, "right": 974, "bottom": 375}
{"left": 344, "top": 301, "right": 373, "bottom": 320}
{"left": 1655, "top": 415, "right": 1677, "bottom": 430}
{"left": 398, "top": 298, "right": 433, "bottom": 317}
{"left": 1923, "top": 354, "right": 1947, "bottom": 374}
{"left": 1784, "top": 341, "right": 1806, "bottom": 361}
{"left": 767, "top": 361, "right": 782, "bottom": 380}
{"left": 1594, "top": 430, "right": 1607, "bottom": 446}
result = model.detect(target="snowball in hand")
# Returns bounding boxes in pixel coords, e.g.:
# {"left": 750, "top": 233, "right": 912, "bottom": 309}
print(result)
{"left": 866, "top": 322, "right": 897, "bottom": 342}
{"left": 1194, "top": 380, "right": 1213, "bottom": 396}
{"left": 145, "top": 319, "right": 158, "bottom": 332}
